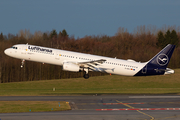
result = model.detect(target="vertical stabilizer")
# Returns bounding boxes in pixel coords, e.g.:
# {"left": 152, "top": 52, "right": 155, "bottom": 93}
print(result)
{"left": 135, "top": 44, "right": 175, "bottom": 76}
{"left": 148, "top": 44, "right": 175, "bottom": 69}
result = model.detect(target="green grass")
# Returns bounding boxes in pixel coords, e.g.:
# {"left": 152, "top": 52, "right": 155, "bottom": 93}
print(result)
{"left": 0, "top": 69, "right": 180, "bottom": 95}
{"left": 0, "top": 101, "right": 71, "bottom": 113}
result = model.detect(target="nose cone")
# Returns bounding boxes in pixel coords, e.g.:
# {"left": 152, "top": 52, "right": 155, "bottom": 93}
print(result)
{"left": 4, "top": 49, "right": 8, "bottom": 55}
{"left": 4, "top": 48, "right": 11, "bottom": 56}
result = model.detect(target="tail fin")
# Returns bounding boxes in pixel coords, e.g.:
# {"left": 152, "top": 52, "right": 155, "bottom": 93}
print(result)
{"left": 148, "top": 44, "right": 175, "bottom": 69}
{"left": 135, "top": 44, "right": 175, "bottom": 76}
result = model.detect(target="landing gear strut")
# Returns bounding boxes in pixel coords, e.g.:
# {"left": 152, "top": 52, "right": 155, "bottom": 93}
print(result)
{"left": 21, "top": 59, "right": 25, "bottom": 68}
{"left": 83, "top": 68, "right": 89, "bottom": 79}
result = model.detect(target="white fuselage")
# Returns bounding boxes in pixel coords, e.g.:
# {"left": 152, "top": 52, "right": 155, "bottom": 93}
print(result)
{"left": 4, "top": 44, "right": 146, "bottom": 76}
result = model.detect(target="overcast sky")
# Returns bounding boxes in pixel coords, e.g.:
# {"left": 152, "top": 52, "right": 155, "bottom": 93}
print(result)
{"left": 0, "top": 0, "right": 180, "bottom": 38}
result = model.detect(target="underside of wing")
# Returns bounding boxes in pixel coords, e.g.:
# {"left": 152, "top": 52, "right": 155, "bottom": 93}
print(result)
{"left": 78, "top": 59, "right": 106, "bottom": 65}
{"left": 66, "top": 59, "right": 115, "bottom": 72}
{"left": 72, "top": 59, "right": 107, "bottom": 71}
{"left": 78, "top": 59, "right": 115, "bottom": 72}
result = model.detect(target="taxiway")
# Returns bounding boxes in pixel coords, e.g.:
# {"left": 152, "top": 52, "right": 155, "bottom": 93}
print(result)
{"left": 0, "top": 95, "right": 180, "bottom": 120}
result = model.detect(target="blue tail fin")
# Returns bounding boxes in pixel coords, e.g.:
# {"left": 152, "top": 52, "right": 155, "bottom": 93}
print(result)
{"left": 135, "top": 44, "right": 175, "bottom": 76}
{"left": 148, "top": 44, "right": 175, "bottom": 69}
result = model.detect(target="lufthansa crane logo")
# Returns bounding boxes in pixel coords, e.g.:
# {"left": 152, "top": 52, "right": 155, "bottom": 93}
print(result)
{"left": 157, "top": 54, "right": 169, "bottom": 66}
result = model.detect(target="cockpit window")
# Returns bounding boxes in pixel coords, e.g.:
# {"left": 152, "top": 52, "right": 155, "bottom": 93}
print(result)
{"left": 11, "top": 46, "right": 18, "bottom": 49}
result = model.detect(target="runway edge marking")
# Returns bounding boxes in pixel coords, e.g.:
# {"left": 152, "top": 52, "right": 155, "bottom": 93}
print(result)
{"left": 96, "top": 108, "right": 180, "bottom": 111}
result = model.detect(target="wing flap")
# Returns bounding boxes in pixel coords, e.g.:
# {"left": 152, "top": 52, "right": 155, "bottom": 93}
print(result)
{"left": 78, "top": 59, "right": 106, "bottom": 64}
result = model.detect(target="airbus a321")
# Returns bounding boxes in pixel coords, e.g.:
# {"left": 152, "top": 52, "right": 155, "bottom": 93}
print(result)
{"left": 4, "top": 44, "right": 175, "bottom": 79}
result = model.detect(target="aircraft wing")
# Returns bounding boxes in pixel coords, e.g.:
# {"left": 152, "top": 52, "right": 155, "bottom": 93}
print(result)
{"left": 74, "top": 59, "right": 115, "bottom": 72}
{"left": 74, "top": 59, "right": 106, "bottom": 68}
{"left": 68, "top": 59, "right": 108, "bottom": 71}
{"left": 77, "top": 59, "right": 106, "bottom": 65}
{"left": 66, "top": 59, "right": 114, "bottom": 72}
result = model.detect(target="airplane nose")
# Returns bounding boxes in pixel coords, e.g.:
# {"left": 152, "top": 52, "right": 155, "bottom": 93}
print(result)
{"left": 4, "top": 49, "right": 10, "bottom": 55}
{"left": 4, "top": 49, "right": 8, "bottom": 55}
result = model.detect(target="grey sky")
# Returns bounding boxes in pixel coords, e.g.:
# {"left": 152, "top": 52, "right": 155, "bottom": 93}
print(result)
{"left": 0, "top": 0, "right": 180, "bottom": 38}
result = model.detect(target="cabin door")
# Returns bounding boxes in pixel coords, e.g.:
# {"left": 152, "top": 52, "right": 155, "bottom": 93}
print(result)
{"left": 21, "top": 44, "right": 28, "bottom": 54}
{"left": 55, "top": 51, "right": 60, "bottom": 60}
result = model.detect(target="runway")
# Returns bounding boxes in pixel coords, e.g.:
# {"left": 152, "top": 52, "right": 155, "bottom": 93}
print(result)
{"left": 0, "top": 95, "right": 180, "bottom": 120}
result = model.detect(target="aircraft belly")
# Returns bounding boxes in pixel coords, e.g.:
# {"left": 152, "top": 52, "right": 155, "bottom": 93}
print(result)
{"left": 115, "top": 69, "right": 135, "bottom": 76}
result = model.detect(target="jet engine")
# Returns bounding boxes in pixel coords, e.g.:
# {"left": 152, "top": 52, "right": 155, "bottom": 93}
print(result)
{"left": 62, "top": 62, "right": 80, "bottom": 72}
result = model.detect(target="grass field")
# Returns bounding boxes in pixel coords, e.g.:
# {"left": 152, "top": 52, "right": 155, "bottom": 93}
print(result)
{"left": 0, "top": 101, "right": 71, "bottom": 113}
{"left": 0, "top": 69, "right": 180, "bottom": 96}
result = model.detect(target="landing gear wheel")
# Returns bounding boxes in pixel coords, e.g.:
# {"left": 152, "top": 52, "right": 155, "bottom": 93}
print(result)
{"left": 83, "top": 74, "right": 89, "bottom": 79}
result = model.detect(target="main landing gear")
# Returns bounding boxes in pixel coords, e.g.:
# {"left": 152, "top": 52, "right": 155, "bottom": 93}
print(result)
{"left": 83, "top": 73, "right": 89, "bottom": 79}
{"left": 83, "top": 68, "right": 89, "bottom": 79}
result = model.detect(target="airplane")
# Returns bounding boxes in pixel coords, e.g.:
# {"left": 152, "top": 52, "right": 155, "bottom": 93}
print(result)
{"left": 4, "top": 44, "right": 175, "bottom": 79}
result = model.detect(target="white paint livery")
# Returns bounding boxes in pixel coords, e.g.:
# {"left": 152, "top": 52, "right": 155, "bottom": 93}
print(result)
{"left": 4, "top": 44, "right": 175, "bottom": 79}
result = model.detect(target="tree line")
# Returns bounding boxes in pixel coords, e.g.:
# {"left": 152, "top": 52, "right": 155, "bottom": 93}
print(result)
{"left": 0, "top": 26, "right": 180, "bottom": 83}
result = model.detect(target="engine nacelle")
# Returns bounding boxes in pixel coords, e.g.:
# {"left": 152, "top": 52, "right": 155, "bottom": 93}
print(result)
{"left": 62, "top": 63, "right": 80, "bottom": 72}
